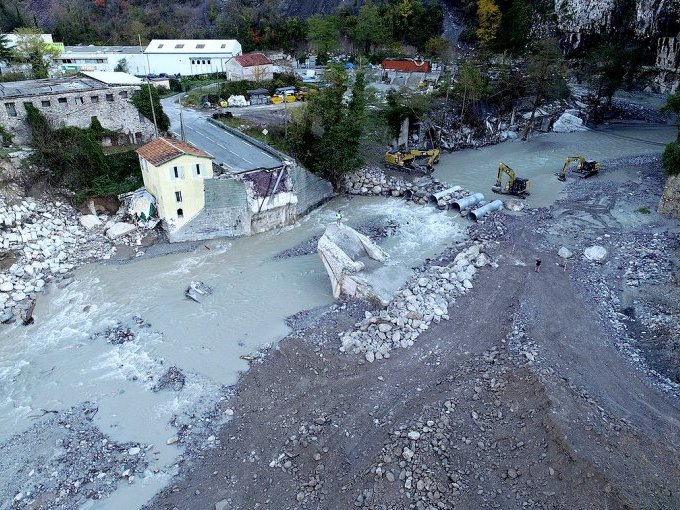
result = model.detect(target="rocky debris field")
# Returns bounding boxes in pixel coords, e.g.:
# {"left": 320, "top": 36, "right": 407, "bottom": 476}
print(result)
{"left": 0, "top": 191, "right": 156, "bottom": 324}
{"left": 147, "top": 153, "right": 680, "bottom": 510}
{"left": 0, "top": 403, "right": 147, "bottom": 509}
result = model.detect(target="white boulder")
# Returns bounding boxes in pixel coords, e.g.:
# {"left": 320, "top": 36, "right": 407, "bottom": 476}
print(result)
{"left": 553, "top": 112, "right": 586, "bottom": 133}
{"left": 505, "top": 199, "right": 525, "bottom": 212}
{"left": 584, "top": 245, "right": 607, "bottom": 262}
{"left": 80, "top": 215, "right": 102, "bottom": 230}
{"left": 558, "top": 247, "right": 573, "bottom": 259}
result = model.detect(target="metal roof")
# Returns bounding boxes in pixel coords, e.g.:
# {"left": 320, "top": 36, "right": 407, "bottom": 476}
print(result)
{"left": 0, "top": 76, "right": 110, "bottom": 99}
{"left": 145, "top": 39, "right": 240, "bottom": 54}
{"left": 79, "top": 71, "right": 143, "bottom": 85}
{"left": 62, "top": 45, "right": 144, "bottom": 55}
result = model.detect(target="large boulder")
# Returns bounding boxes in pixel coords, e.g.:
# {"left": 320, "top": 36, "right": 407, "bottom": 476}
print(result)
{"left": 80, "top": 214, "right": 101, "bottom": 230}
{"left": 558, "top": 246, "right": 574, "bottom": 259}
{"left": 317, "top": 222, "right": 388, "bottom": 301}
{"left": 584, "top": 245, "right": 607, "bottom": 262}
{"left": 106, "top": 222, "right": 136, "bottom": 240}
{"left": 553, "top": 112, "right": 587, "bottom": 133}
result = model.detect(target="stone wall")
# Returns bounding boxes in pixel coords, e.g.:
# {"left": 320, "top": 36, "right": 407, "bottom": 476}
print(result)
{"left": 0, "top": 84, "right": 156, "bottom": 146}
{"left": 658, "top": 174, "right": 680, "bottom": 219}
{"left": 288, "top": 164, "right": 334, "bottom": 215}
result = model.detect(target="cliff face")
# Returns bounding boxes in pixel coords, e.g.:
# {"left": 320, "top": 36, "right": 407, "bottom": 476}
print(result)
{"left": 555, "top": 0, "right": 680, "bottom": 91}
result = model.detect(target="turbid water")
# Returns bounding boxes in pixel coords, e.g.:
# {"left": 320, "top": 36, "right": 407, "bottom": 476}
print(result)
{"left": 0, "top": 123, "right": 675, "bottom": 509}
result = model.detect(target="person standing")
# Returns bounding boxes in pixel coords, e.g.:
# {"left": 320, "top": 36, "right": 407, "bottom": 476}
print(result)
{"left": 535, "top": 258, "right": 542, "bottom": 272}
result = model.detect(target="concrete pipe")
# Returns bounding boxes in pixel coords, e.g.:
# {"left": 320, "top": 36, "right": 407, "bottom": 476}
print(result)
{"left": 468, "top": 200, "right": 503, "bottom": 221}
{"left": 428, "top": 186, "right": 463, "bottom": 205}
{"left": 451, "top": 193, "right": 484, "bottom": 211}
{"left": 404, "top": 189, "right": 414, "bottom": 200}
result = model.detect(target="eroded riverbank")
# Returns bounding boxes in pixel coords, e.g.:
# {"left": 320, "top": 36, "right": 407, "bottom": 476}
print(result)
{"left": 0, "top": 124, "right": 677, "bottom": 509}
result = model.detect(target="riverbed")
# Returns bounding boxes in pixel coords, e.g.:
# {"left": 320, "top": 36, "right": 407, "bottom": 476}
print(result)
{"left": 0, "top": 123, "right": 675, "bottom": 509}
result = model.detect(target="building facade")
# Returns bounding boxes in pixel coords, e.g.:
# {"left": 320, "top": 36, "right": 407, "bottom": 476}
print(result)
{"left": 225, "top": 53, "right": 274, "bottom": 81}
{"left": 0, "top": 72, "right": 156, "bottom": 145}
{"left": 142, "top": 39, "right": 242, "bottom": 76}
{"left": 137, "top": 137, "right": 214, "bottom": 232}
{"left": 57, "top": 46, "right": 147, "bottom": 75}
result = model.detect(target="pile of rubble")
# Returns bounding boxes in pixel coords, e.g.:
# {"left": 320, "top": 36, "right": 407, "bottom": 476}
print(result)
{"left": 339, "top": 243, "right": 492, "bottom": 361}
{"left": 0, "top": 196, "right": 142, "bottom": 323}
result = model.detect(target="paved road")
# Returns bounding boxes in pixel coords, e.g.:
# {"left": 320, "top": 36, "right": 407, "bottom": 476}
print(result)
{"left": 161, "top": 95, "right": 282, "bottom": 173}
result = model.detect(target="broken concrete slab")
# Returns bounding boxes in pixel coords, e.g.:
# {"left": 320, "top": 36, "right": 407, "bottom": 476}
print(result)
{"left": 553, "top": 112, "right": 586, "bottom": 133}
{"left": 317, "top": 222, "right": 388, "bottom": 301}
{"left": 105, "top": 222, "right": 136, "bottom": 240}
{"left": 186, "top": 281, "right": 213, "bottom": 303}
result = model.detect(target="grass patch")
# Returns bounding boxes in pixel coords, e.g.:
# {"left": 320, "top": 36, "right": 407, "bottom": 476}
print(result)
{"left": 636, "top": 207, "right": 651, "bottom": 214}
{"left": 217, "top": 117, "right": 289, "bottom": 154}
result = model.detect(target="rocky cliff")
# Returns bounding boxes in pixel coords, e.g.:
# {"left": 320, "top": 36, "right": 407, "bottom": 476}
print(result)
{"left": 555, "top": 0, "right": 680, "bottom": 90}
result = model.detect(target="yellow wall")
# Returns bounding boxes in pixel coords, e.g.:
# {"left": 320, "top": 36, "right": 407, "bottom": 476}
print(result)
{"left": 139, "top": 153, "right": 213, "bottom": 230}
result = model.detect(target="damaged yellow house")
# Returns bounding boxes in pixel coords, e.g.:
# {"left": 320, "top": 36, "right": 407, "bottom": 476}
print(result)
{"left": 136, "top": 137, "right": 214, "bottom": 231}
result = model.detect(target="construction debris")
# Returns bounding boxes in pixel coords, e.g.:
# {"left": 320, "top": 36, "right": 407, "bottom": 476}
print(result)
{"left": 185, "top": 281, "right": 213, "bottom": 302}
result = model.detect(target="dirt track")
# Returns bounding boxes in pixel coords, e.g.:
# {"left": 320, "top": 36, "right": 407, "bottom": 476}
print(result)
{"left": 148, "top": 159, "right": 680, "bottom": 510}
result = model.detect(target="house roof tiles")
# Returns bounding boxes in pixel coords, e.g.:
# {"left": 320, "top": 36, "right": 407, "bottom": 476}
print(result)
{"left": 136, "top": 137, "right": 213, "bottom": 166}
{"left": 233, "top": 53, "right": 272, "bottom": 67}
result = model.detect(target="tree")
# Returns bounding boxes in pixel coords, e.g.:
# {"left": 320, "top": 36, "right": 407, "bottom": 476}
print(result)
{"left": 114, "top": 58, "right": 129, "bottom": 73}
{"left": 11, "top": 28, "right": 62, "bottom": 79}
{"left": 455, "top": 62, "right": 487, "bottom": 121}
{"left": 581, "top": 43, "right": 643, "bottom": 124}
{"left": 351, "top": 2, "right": 390, "bottom": 55}
{"left": 307, "top": 15, "right": 340, "bottom": 56}
{"left": 522, "top": 38, "right": 569, "bottom": 140}
{"left": 0, "top": 33, "right": 12, "bottom": 74}
{"left": 476, "top": 0, "right": 502, "bottom": 47}
{"left": 499, "top": 0, "right": 532, "bottom": 53}
{"left": 424, "top": 37, "right": 450, "bottom": 61}
{"left": 131, "top": 85, "right": 170, "bottom": 133}
{"left": 661, "top": 91, "right": 680, "bottom": 176}
{"left": 286, "top": 66, "right": 368, "bottom": 185}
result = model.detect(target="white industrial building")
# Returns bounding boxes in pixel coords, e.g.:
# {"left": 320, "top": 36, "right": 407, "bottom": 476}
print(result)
{"left": 57, "top": 46, "right": 147, "bottom": 75}
{"left": 57, "top": 39, "right": 242, "bottom": 77}
{"left": 142, "top": 39, "right": 242, "bottom": 76}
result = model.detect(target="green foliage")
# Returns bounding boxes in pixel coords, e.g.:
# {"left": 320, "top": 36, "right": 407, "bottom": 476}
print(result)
{"left": 307, "top": 15, "right": 341, "bottom": 56}
{"left": 662, "top": 91, "right": 680, "bottom": 176}
{"left": 286, "top": 67, "right": 369, "bottom": 185}
{"left": 131, "top": 85, "right": 170, "bottom": 132}
{"left": 0, "top": 124, "right": 12, "bottom": 146}
{"left": 581, "top": 42, "right": 644, "bottom": 123}
{"left": 114, "top": 58, "right": 128, "bottom": 73}
{"left": 25, "top": 105, "right": 142, "bottom": 200}
{"left": 454, "top": 62, "right": 488, "bottom": 121}
{"left": 351, "top": 1, "right": 389, "bottom": 55}
{"left": 498, "top": 0, "right": 532, "bottom": 53}
{"left": 383, "top": 89, "right": 432, "bottom": 138}
{"left": 636, "top": 207, "right": 651, "bottom": 214}
{"left": 662, "top": 142, "right": 680, "bottom": 176}
{"left": 476, "top": 0, "right": 502, "bottom": 47}
{"left": 0, "top": 33, "right": 12, "bottom": 64}
{"left": 424, "top": 37, "right": 450, "bottom": 60}
{"left": 11, "top": 28, "right": 62, "bottom": 79}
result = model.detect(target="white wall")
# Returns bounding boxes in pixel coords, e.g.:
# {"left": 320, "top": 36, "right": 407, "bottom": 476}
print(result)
{"left": 59, "top": 52, "right": 147, "bottom": 75}
{"left": 143, "top": 54, "right": 237, "bottom": 76}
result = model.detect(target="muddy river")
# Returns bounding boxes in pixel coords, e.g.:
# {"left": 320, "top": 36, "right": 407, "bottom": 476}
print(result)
{"left": 0, "top": 123, "right": 674, "bottom": 509}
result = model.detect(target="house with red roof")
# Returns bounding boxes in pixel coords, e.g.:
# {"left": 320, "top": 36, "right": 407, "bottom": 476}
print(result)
{"left": 225, "top": 53, "right": 274, "bottom": 81}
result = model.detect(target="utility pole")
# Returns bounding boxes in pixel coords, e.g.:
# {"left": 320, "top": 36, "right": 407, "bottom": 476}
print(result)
{"left": 179, "top": 91, "right": 186, "bottom": 141}
{"left": 140, "top": 34, "right": 158, "bottom": 138}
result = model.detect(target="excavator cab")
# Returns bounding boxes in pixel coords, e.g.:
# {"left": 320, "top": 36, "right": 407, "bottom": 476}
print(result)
{"left": 557, "top": 156, "right": 601, "bottom": 181}
{"left": 492, "top": 162, "right": 530, "bottom": 198}
{"left": 384, "top": 146, "right": 439, "bottom": 173}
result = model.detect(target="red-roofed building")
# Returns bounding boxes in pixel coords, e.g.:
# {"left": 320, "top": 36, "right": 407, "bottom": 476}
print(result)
{"left": 225, "top": 53, "right": 274, "bottom": 81}
{"left": 381, "top": 58, "right": 431, "bottom": 73}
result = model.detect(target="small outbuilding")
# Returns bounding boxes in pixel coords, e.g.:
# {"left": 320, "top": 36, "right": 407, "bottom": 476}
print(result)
{"left": 247, "top": 88, "right": 270, "bottom": 105}
{"left": 225, "top": 53, "right": 274, "bottom": 82}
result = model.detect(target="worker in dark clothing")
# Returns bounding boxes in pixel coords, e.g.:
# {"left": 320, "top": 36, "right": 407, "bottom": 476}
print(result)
{"left": 535, "top": 258, "right": 542, "bottom": 272}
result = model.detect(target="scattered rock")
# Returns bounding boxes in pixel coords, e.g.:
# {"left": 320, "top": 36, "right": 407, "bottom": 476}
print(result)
{"left": 186, "top": 281, "right": 213, "bottom": 303}
{"left": 558, "top": 246, "right": 574, "bottom": 259}
{"left": 584, "top": 245, "right": 608, "bottom": 262}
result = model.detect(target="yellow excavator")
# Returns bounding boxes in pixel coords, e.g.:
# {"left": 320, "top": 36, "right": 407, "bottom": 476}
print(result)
{"left": 384, "top": 146, "right": 441, "bottom": 173}
{"left": 557, "top": 156, "right": 601, "bottom": 181}
{"left": 492, "top": 162, "right": 530, "bottom": 198}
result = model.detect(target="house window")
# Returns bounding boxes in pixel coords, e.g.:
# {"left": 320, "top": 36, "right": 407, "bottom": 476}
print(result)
{"left": 105, "top": 94, "right": 114, "bottom": 102}
{"left": 4, "top": 102, "right": 17, "bottom": 117}
{"left": 177, "top": 208, "right": 184, "bottom": 218}
{"left": 75, "top": 97, "right": 84, "bottom": 104}
{"left": 201, "top": 59, "right": 206, "bottom": 64}
{"left": 41, "top": 100, "right": 50, "bottom": 107}
{"left": 91, "top": 95, "right": 99, "bottom": 103}
{"left": 175, "top": 44, "right": 184, "bottom": 49}
{"left": 196, "top": 44, "right": 205, "bottom": 49}
{"left": 175, "top": 191, "right": 183, "bottom": 202}
{"left": 173, "top": 166, "right": 181, "bottom": 179}
{"left": 195, "top": 163, "right": 201, "bottom": 176}
{"left": 118, "top": 91, "right": 128, "bottom": 98}
{"left": 207, "top": 59, "right": 211, "bottom": 65}
{"left": 58, "top": 97, "right": 67, "bottom": 104}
